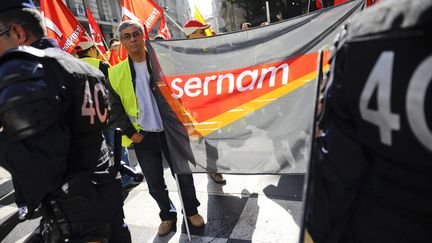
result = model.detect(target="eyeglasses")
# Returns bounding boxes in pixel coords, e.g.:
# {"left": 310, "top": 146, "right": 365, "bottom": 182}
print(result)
{"left": 121, "top": 31, "right": 143, "bottom": 41}
{"left": 0, "top": 23, "right": 26, "bottom": 37}
{"left": 0, "top": 25, "right": 12, "bottom": 37}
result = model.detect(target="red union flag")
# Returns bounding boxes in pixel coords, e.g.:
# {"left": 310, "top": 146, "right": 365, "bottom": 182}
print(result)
{"left": 109, "top": 47, "right": 120, "bottom": 66}
{"left": 121, "top": 0, "right": 163, "bottom": 31}
{"left": 118, "top": 43, "right": 128, "bottom": 61}
{"left": 86, "top": 6, "right": 107, "bottom": 56}
{"left": 316, "top": 0, "right": 323, "bottom": 9}
{"left": 334, "top": 0, "right": 349, "bottom": 5}
{"left": 365, "top": 0, "right": 379, "bottom": 7}
{"left": 158, "top": 15, "right": 172, "bottom": 40}
{"left": 316, "top": 0, "right": 348, "bottom": 9}
{"left": 40, "top": 0, "right": 85, "bottom": 53}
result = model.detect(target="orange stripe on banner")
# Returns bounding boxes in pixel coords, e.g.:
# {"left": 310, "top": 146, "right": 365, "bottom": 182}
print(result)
{"left": 189, "top": 64, "right": 329, "bottom": 137}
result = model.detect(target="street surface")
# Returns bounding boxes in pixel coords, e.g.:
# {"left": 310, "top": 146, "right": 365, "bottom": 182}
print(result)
{"left": 0, "top": 150, "right": 305, "bottom": 243}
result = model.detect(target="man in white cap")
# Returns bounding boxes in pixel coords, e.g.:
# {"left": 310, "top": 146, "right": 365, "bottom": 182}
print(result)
{"left": 75, "top": 35, "right": 110, "bottom": 77}
{"left": 183, "top": 19, "right": 213, "bottom": 38}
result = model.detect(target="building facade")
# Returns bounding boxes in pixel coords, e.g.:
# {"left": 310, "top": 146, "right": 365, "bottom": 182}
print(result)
{"left": 32, "top": 0, "right": 310, "bottom": 44}
{"left": 190, "top": 0, "right": 310, "bottom": 34}
{"left": 33, "top": 0, "right": 191, "bottom": 45}
{"left": 220, "top": 0, "right": 310, "bottom": 31}
{"left": 155, "top": 0, "right": 191, "bottom": 38}
{"left": 63, "top": 0, "right": 122, "bottom": 42}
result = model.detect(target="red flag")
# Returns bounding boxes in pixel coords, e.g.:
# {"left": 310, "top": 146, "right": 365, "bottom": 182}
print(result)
{"left": 86, "top": 6, "right": 107, "bottom": 56}
{"left": 122, "top": 0, "right": 163, "bottom": 31}
{"left": 108, "top": 47, "right": 120, "bottom": 66}
{"left": 158, "top": 15, "right": 172, "bottom": 40}
{"left": 334, "top": 0, "right": 348, "bottom": 5}
{"left": 316, "top": 0, "right": 323, "bottom": 9}
{"left": 118, "top": 43, "right": 128, "bottom": 61}
{"left": 40, "top": 0, "right": 85, "bottom": 53}
{"left": 366, "top": 0, "right": 379, "bottom": 7}
{"left": 143, "top": 25, "right": 150, "bottom": 41}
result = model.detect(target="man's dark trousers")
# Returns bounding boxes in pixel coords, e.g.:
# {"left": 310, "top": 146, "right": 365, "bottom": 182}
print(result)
{"left": 133, "top": 132, "right": 200, "bottom": 220}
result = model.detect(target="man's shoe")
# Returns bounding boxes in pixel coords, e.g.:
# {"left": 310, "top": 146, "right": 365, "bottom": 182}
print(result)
{"left": 209, "top": 173, "right": 226, "bottom": 184}
{"left": 158, "top": 220, "right": 175, "bottom": 236}
{"left": 188, "top": 214, "right": 204, "bottom": 227}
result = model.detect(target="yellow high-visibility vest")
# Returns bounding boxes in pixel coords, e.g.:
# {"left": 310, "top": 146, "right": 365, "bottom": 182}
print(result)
{"left": 108, "top": 58, "right": 143, "bottom": 147}
{"left": 81, "top": 57, "right": 101, "bottom": 69}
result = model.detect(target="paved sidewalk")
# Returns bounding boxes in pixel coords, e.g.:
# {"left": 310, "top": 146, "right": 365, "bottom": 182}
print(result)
{"left": 0, "top": 154, "right": 306, "bottom": 243}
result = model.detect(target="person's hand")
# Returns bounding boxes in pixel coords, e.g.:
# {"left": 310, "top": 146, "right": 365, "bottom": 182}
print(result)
{"left": 131, "top": 133, "right": 145, "bottom": 143}
{"left": 241, "top": 22, "right": 251, "bottom": 30}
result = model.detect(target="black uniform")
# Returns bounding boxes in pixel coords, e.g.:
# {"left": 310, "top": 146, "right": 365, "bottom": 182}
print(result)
{"left": 308, "top": 1, "right": 432, "bottom": 243}
{"left": 0, "top": 38, "right": 130, "bottom": 242}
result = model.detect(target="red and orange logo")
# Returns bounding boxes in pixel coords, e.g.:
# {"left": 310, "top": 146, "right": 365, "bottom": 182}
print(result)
{"left": 158, "top": 51, "right": 329, "bottom": 137}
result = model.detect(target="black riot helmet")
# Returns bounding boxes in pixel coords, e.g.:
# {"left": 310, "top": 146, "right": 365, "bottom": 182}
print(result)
{"left": 0, "top": 0, "right": 35, "bottom": 13}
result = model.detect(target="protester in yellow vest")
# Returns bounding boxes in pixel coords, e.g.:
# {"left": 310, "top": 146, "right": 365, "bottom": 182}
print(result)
{"left": 108, "top": 20, "right": 204, "bottom": 237}
{"left": 75, "top": 35, "right": 110, "bottom": 78}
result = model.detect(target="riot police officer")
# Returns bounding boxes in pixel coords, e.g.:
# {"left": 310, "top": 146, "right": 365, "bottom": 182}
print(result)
{"left": 0, "top": 1, "right": 131, "bottom": 242}
{"left": 308, "top": 0, "right": 432, "bottom": 243}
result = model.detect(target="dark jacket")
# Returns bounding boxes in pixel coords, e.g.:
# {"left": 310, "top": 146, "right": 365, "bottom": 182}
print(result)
{"left": 0, "top": 38, "right": 108, "bottom": 208}
{"left": 107, "top": 54, "right": 155, "bottom": 139}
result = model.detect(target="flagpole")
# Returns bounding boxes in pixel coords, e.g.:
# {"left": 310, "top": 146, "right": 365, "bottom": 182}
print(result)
{"left": 174, "top": 173, "right": 192, "bottom": 241}
{"left": 101, "top": 36, "right": 110, "bottom": 52}
{"left": 299, "top": 49, "right": 323, "bottom": 243}
{"left": 84, "top": 5, "right": 110, "bottom": 62}
{"left": 265, "top": 1, "right": 271, "bottom": 23}
{"left": 163, "top": 11, "right": 184, "bottom": 33}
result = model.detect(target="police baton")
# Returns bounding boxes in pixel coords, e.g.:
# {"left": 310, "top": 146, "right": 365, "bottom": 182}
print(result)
{"left": 114, "top": 128, "right": 144, "bottom": 182}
